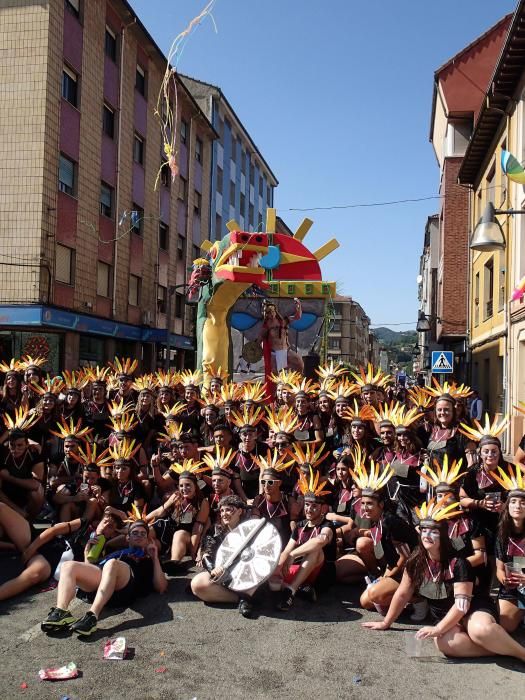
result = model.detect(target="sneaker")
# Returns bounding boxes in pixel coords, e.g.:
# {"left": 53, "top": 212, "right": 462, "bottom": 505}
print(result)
{"left": 41, "top": 607, "right": 75, "bottom": 632}
{"left": 238, "top": 598, "right": 254, "bottom": 618}
{"left": 297, "top": 584, "right": 317, "bottom": 603}
{"left": 162, "top": 560, "right": 181, "bottom": 576}
{"left": 276, "top": 587, "right": 295, "bottom": 612}
{"left": 410, "top": 599, "right": 429, "bottom": 622}
{"left": 70, "top": 611, "right": 97, "bottom": 636}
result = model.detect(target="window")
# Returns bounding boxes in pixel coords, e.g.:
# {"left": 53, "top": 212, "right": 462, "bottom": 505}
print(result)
{"left": 175, "top": 293, "right": 184, "bottom": 319}
{"left": 195, "top": 138, "right": 202, "bottom": 163}
{"left": 259, "top": 176, "right": 264, "bottom": 196}
{"left": 267, "top": 185, "right": 272, "bottom": 206}
{"left": 65, "top": 0, "right": 80, "bottom": 19}
{"left": 100, "top": 182, "right": 113, "bottom": 217}
{"left": 216, "top": 167, "right": 223, "bottom": 193}
{"left": 105, "top": 26, "right": 117, "bottom": 61}
{"left": 194, "top": 191, "right": 202, "bottom": 217}
{"left": 97, "top": 261, "right": 111, "bottom": 297}
{"left": 62, "top": 66, "right": 78, "bottom": 107}
{"left": 229, "top": 180, "right": 235, "bottom": 207}
{"left": 249, "top": 203, "right": 254, "bottom": 225}
{"left": 58, "top": 154, "right": 75, "bottom": 195}
{"left": 180, "top": 120, "right": 188, "bottom": 146}
{"left": 328, "top": 337, "right": 340, "bottom": 350}
{"left": 193, "top": 245, "right": 200, "bottom": 262}
{"left": 160, "top": 160, "right": 170, "bottom": 188}
{"left": 249, "top": 162, "right": 254, "bottom": 186}
{"left": 240, "top": 192, "right": 245, "bottom": 215}
{"left": 177, "top": 235, "right": 186, "bottom": 261}
{"left": 179, "top": 176, "right": 187, "bottom": 201}
{"left": 159, "top": 222, "right": 169, "bottom": 250}
{"left": 241, "top": 150, "right": 246, "bottom": 174}
{"left": 135, "top": 65, "right": 146, "bottom": 96}
{"left": 486, "top": 165, "right": 496, "bottom": 207}
{"left": 133, "top": 134, "right": 144, "bottom": 165}
{"left": 128, "top": 274, "right": 141, "bottom": 306}
{"left": 157, "top": 285, "right": 167, "bottom": 314}
{"left": 102, "top": 104, "right": 115, "bottom": 138}
{"left": 332, "top": 320, "right": 342, "bottom": 333}
{"left": 216, "top": 214, "right": 222, "bottom": 239}
{"left": 484, "top": 258, "right": 494, "bottom": 320}
{"left": 231, "top": 136, "right": 236, "bottom": 162}
{"left": 216, "top": 117, "right": 224, "bottom": 140}
{"left": 131, "top": 205, "right": 143, "bottom": 235}
{"left": 56, "top": 244, "right": 74, "bottom": 285}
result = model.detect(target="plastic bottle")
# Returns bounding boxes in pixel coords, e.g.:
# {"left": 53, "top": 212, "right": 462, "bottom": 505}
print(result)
{"left": 86, "top": 533, "right": 106, "bottom": 563}
{"left": 420, "top": 454, "right": 430, "bottom": 493}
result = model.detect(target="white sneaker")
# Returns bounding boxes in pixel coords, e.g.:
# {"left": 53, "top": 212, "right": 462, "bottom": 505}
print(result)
{"left": 410, "top": 600, "right": 429, "bottom": 622}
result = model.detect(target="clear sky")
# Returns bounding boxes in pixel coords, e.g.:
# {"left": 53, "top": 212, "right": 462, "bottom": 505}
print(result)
{"left": 130, "top": 0, "right": 516, "bottom": 329}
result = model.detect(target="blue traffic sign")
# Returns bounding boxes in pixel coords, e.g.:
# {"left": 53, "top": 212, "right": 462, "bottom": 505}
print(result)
{"left": 431, "top": 350, "right": 454, "bottom": 374}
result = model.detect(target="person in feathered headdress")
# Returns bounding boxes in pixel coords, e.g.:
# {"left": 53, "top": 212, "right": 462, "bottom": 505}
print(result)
{"left": 82, "top": 366, "right": 111, "bottom": 442}
{"left": 30, "top": 375, "right": 65, "bottom": 448}
{"left": 47, "top": 417, "right": 93, "bottom": 508}
{"left": 264, "top": 406, "right": 300, "bottom": 450}
{"left": 102, "top": 438, "right": 147, "bottom": 523}
{"left": 0, "top": 406, "right": 44, "bottom": 518}
{"left": 0, "top": 358, "right": 26, "bottom": 419}
{"left": 342, "top": 460, "right": 418, "bottom": 613}
{"left": 228, "top": 405, "right": 267, "bottom": 501}
{"left": 325, "top": 380, "right": 361, "bottom": 455}
{"left": 269, "top": 369, "right": 302, "bottom": 411}
{"left": 423, "top": 378, "right": 473, "bottom": 467}
{"left": 335, "top": 398, "right": 375, "bottom": 459}
{"left": 19, "top": 354, "right": 47, "bottom": 408}
{"left": 130, "top": 375, "right": 157, "bottom": 454}
{"left": 289, "top": 378, "right": 323, "bottom": 444}
{"left": 201, "top": 447, "right": 237, "bottom": 524}
{"left": 350, "top": 363, "right": 392, "bottom": 410}
{"left": 61, "top": 370, "right": 88, "bottom": 424}
{"left": 147, "top": 458, "right": 209, "bottom": 575}
{"left": 107, "top": 357, "right": 139, "bottom": 406}
{"left": 202, "top": 362, "right": 229, "bottom": 395}
{"left": 178, "top": 369, "right": 204, "bottom": 437}
{"left": 273, "top": 466, "right": 335, "bottom": 612}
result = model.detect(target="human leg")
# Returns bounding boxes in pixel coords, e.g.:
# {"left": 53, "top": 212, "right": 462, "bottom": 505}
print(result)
{"left": 355, "top": 536, "right": 379, "bottom": 573}
{"left": 498, "top": 598, "right": 525, "bottom": 633}
{"left": 170, "top": 530, "right": 191, "bottom": 561}
{"left": 360, "top": 577, "right": 399, "bottom": 610}
{"left": 335, "top": 553, "right": 367, "bottom": 583}
{"left": 466, "top": 610, "right": 525, "bottom": 662}
{"left": 191, "top": 571, "right": 239, "bottom": 603}
{"left": 0, "top": 502, "right": 31, "bottom": 551}
{"left": 89, "top": 559, "right": 131, "bottom": 618}
{"left": 56, "top": 560, "right": 101, "bottom": 610}
{"left": 285, "top": 550, "right": 324, "bottom": 594}
{"left": 435, "top": 624, "right": 490, "bottom": 658}
{"left": 0, "top": 555, "right": 51, "bottom": 601}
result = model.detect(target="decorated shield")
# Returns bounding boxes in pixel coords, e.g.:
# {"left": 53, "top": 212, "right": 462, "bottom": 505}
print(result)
{"left": 215, "top": 518, "right": 281, "bottom": 592}
{"left": 241, "top": 340, "right": 263, "bottom": 364}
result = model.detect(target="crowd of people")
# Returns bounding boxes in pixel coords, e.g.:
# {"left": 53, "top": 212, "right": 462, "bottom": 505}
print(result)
{"left": 0, "top": 354, "right": 524, "bottom": 663}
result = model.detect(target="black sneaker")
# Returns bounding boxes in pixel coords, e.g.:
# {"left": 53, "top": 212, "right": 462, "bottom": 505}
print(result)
{"left": 276, "top": 587, "right": 295, "bottom": 612}
{"left": 238, "top": 598, "right": 254, "bottom": 618}
{"left": 297, "top": 584, "right": 317, "bottom": 603}
{"left": 70, "top": 611, "right": 97, "bottom": 636}
{"left": 162, "top": 560, "right": 181, "bottom": 576}
{"left": 41, "top": 607, "right": 75, "bottom": 632}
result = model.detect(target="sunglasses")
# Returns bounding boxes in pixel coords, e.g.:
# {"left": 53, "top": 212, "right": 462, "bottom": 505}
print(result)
{"left": 261, "top": 479, "right": 279, "bottom": 486}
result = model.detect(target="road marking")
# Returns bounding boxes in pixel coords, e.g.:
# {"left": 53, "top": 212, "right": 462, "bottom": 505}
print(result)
{"left": 18, "top": 598, "right": 83, "bottom": 642}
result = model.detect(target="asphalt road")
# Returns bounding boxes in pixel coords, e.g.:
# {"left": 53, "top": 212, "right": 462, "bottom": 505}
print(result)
{"left": 0, "top": 555, "right": 524, "bottom": 700}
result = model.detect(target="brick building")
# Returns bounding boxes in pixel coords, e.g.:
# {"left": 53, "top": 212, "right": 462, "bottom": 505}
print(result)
{"left": 327, "top": 295, "right": 372, "bottom": 368}
{"left": 0, "top": 0, "right": 216, "bottom": 372}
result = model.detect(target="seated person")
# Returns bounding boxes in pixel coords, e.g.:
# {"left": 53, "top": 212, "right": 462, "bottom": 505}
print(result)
{"left": 41, "top": 518, "right": 167, "bottom": 636}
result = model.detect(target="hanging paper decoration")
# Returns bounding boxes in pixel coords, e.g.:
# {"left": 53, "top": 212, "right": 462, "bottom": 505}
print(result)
{"left": 501, "top": 150, "right": 525, "bottom": 185}
{"left": 511, "top": 275, "right": 525, "bottom": 302}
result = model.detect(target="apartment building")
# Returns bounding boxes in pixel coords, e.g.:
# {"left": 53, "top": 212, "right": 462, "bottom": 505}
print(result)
{"left": 327, "top": 295, "right": 371, "bottom": 368}
{"left": 0, "top": 0, "right": 216, "bottom": 372}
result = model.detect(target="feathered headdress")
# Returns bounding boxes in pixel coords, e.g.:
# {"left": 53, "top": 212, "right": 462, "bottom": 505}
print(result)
{"left": 316, "top": 360, "right": 348, "bottom": 383}
{"left": 264, "top": 406, "right": 301, "bottom": 436}
{"left": 132, "top": 374, "right": 156, "bottom": 393}
{"left": 108, "top": 411, "right": 138, "bottom": 434}
{"left": 202, "top": 362, "right": 229, "bottom": 383}
{"left": 154, "top": 369, "right": 180, "bottom": 390}
{"left": 415, "top": 497, "right": 462, "bottom": 526}
{"left": 458, "top": 413, "right": 509, "bottom": 445}
{"left": 19, "top": 355, "right": 47, "bottom": 371}
{"left": 348, "top": 459, "right": 394, "bottom": 496}
{"left": 350, "top": 363, "right": 391, "bottom": 390}
{"left": 417, "top": 455, "right": 467, "bottom": 494}
{"left": 69, "top": 441, "right": 113, "bottom": 470}
{"left": 289, "top": 377, "right": 319, "bottom": 397}
{"left": 85, "top": 365, "right": 110, "bottom": 384}
{"left": 125, "top": 503, "right": 148, "bottom": 524}
{"left": 201, "top": 446, "right": 237, "bottom": 475}
{"left": 2, "top": 406, "right": 39, "bottom": 434}
{"left": 327, "top": 378, "right": 360, "bottom": 402}
{"left": 252, "top": 448, "right": 295, "bottom": 475}
{"left": 230, "top": 405, "right": 264, "bottom": 429}
{"left": 422, "top": 377, "right": 472, "bottom": 401}
{"left": 50, "top": 417, "right": 92, "bottom": 441}
{"left": 169, "top": 458, "right": 207, "bottom": 480}
{"left": 407, "top": 386, "right": 433, "bottom": 410}
{"left": 159, "top": 402, "right": 186, "bottom": 420}
{"left": 373, "top": 402, "right": 420, "bottom": 430}
{"left": 240, "top": 381, "right": 269, "bottom": 404}
{"left": 342, "top": 399, "right": 375, "bottom": 424}
{"left": 489, "top": 462, "right": 525, "bottom": 497}
{"left": 0, "top": 358, "right": 22, "bottom": 374}
{"left": 31, "top": 374, "right": 65, "bottom": 396}
{"left": 107, "top": 437, "right": 141, "bottom": 463}
{"left": 179, "top": 369, "right": 203, "bottom": 388}
{"left": 108, "top": 398, "right": 135, "bottom": 418}
{"left": 109, "top": 357, "right": 138, "bottom": 377}
{"left": 220, "top": 382, "right": 241, "bottom": 404}
{"left": 157, "top": 420, "right": 184, "bottom": 444}
{"left": 269, "top": 369, "right": 302, "bottom": 387}
{"left": 296, "top": 465, "right": 332, "bottom": 502}
{"left": 62, "top": 370, "right": 88, "bottom": 392}
{"left": 287, "top": 441, "right": 329, "bottom": 470}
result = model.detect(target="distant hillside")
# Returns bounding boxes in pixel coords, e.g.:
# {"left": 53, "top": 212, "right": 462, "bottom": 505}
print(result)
{"left": 372, "top": 327, "right": 417, "bottom": 345}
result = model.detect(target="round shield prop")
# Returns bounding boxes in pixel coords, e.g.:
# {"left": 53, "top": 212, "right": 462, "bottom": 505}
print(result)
{"left": 215, "top": 518, "right": 281, "bottom": 592}
{"left": 241, "top": 341, "right": 263, "bottom": 364}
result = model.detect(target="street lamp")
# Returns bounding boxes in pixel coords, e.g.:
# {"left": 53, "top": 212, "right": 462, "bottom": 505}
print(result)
{"left": 470, "top": 202, "right": 525, "bottom": 252}
{"left": 416, "top": 312, "right": 431, "bottom": 333}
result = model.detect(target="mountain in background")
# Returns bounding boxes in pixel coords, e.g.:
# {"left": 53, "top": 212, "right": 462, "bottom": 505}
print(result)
{"left": 372, "top": 327, "right": 417, "bottom": 345}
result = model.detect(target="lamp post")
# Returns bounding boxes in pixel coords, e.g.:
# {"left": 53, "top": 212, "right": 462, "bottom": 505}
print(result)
{"left": 470, "top": 202, "right": 525, "bottom": 252}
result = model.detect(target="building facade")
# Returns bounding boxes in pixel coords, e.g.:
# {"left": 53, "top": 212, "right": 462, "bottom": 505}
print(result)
{"left": 327, "top": 295, "right": 371, "bottom": 368}
{"left": 0, "top": 0, "right": 216, "bottom": 372}
{"left": 180, "top": 76, "right": 278, "bottom": 242}
{"left": 427, "top": 15, "right": 510, "bottom": 385}
{"left": 416, "top": 214, "right": 440, "bottom": 381}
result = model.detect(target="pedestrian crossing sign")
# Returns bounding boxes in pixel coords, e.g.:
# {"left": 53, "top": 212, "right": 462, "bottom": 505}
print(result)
{"left": 431, "top": 351, "right": 454, "bottom": 374}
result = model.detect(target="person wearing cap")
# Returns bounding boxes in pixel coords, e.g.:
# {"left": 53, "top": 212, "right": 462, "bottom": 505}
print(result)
{"left": 274, "top": 466, "right": 336, "bottom": 611}
{"left": 190, "top": 494, "right": 258, "bottom": 618}
{"left": 363, "top": 498, "right": 525, "bottom": 663}
{"left": 41, "top": 518, "right": 167, "bottom": 636}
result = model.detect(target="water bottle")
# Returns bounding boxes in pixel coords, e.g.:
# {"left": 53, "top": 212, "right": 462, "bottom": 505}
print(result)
{"left": 419, "top": 454, "right": 429, "bottom": 494}
{"left": 86, "top": 533, "right": 106, "bottom": 563}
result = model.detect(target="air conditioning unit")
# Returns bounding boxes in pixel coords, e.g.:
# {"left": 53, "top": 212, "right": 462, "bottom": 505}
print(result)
{"left": 142, "top": 310, "right": 152, "bottom": 326}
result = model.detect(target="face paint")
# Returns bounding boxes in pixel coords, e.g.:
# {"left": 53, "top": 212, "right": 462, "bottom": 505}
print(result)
{"left": 420, "top": 527, "right": 440, "bottom": 542}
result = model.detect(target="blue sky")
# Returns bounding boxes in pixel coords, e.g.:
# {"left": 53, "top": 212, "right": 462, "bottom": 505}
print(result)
{"left": 130, "top": 0, "right": 516, "bottom": 329}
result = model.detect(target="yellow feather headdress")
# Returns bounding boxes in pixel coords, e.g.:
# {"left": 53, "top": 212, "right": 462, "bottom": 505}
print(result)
{"left": 85, "top": 365, "right": 110, "bottom": 384}
{"left": 202, "top": 362, "right": 229, "bottom": 383}
{"left": 179, "top": 369, "right": 203, "bottom": 388}
{"left": 159, "top": 402, "right": 186, "bottom": 420}
{"left": 108, "top": 398, "right": 135, "bottom": 417}
{"left": 269, "top": 369, "right": 302, "bottom": 387}
{"left": 422, "top": 377, "right": 472, "bottom": 401}
{"left": 287, "top": 441, "right": 329, "bottom": 470}
{"left": 169, "top": 458, "right": 207, "bottom": 477}
{"left": 240, "top": 380, "right": 269, "bottom": 403}
{"left": 157, "top": 420, "right": 184, "bottom": 444}
{"left": 316, "top": 359, "right": 348, "bottom": 382}
{"left": 62, "top": 370, "right": 88, "bottom": 391}
{"left": 154, "top": 369, "right": 180, "bottom": 390}
{"left": 252, "top": 448, "right": 295, "bottom": 474}
{"left": 230, "top": 405, "right": 265, "bottom": 429}
{"left": 70, "top": 441, "right": 113, "bottom": 469}
{"left": 350, "top": 363, "right": 391, "bottom": 390}
{"left": 417, "top": 455, "right": 467, "bottom": 490}
{"left": 109, "top": 357, "right": 138, "bottom": 377}
{"left": 19, "top": 354, "right": 47, "bottom": 371}
{"left": 201, "top": 446, "right": 237, "bottom": 474}
{"left": 0, "top": 358, "right": 22, "bottom": 374}
{"left": 489, "top": 462, "right": 525, "bottom": 495}
{"left": 31, "top": 374, "right": 65, "bottom": 396}
{"left": 327, "top": 378, "right": 360, "bottom": 401}
{"left": 220, "top": 382, "right": 241, "bottom": 404}
{"left": 107, "top": 437, "right": 141, "bottom": 462}
{"left": 342, "top": 399, "right": 375, "bottom": 423}
{"left": 348, "top": 459, "right": 394, "bottom": 494}
{"left": 264, "top": 406, "right": 301, "bottom": 436}
{"left": 2, "top": 406, "right": 39, "bottom": 433}
{"left": 296, "top": 465, "right": 332, "bottom": 500}
{"left": 415, "top": 497, "right": 462, "bottom": 524}
{"left": 289, "top": 377, "right": 319, "bottom": 397}
{"left": 132, "top": 374, "right": 156, "bottom": 393}
{"left": 109, "top": 412, "right": 138, "bottom": 434}
{"left": 125, "top": 503, "right": 149, "bottom": 524}
{"left": 458, "top": 413, "right": 509, "bottom": 443}
{"left": 50, "top": 417, "right": 92, "bottom": 441}
{"left": 372, "top": 402, "right": 421, "bottom": 429}
{"left": 407, "top": 386, "right": 433, "bottom": 410}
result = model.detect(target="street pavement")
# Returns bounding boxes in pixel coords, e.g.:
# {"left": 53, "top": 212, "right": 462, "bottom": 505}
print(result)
{"left": 0, "top": 556, "right": 524, "bottom": 700}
